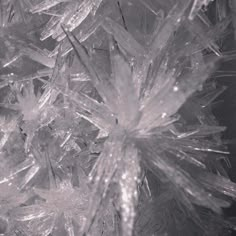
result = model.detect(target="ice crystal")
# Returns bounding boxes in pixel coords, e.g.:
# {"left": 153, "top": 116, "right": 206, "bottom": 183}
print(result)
{"left": 47, "top": 1, "right": 236, "bottom": 235}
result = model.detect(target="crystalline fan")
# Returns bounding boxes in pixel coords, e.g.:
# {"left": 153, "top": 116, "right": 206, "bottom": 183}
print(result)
{"left": 0, "top": 0, "right": 236, "bottom": 236}
{"left": 61, "top": 2, "right": 236, "bottom": 235}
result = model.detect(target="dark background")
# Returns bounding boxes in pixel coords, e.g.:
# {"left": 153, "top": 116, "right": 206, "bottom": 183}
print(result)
{"left": 208, "top": 4, "right": 236, "bottom": 235}
{"left": 205, "top": 2, "right": 236, "bottom": 235}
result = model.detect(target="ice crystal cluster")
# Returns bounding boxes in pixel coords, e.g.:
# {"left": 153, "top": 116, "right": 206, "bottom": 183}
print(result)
{"left": 0, "top": 0, "right": 236, "bottom": 235}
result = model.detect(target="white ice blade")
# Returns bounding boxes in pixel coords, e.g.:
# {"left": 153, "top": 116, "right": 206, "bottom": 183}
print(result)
{"left": 138, "top": 139, "right": 227, "bottom": 213}
{"left": 81, "top": 131, "right": 124, "bottom": 234}
{"left": 109, "top": 37, "right": 140, "bottom": 127}
{"left": 63, "top": 27, "right": 117, "bottom": 106}
{"left": 13, "top": 205, "right": 47, "bottom": 221}
{"left": 138, "top": 56, "right": 217, "bottom": 132}
{"left": 103, "top": 17, "right": 146, "bottom": 58}
{"left": 19, "top": 164, "right": 40, "bottom": 190}
{"left": 119, "top": 144, "right": 140, "bottom": 236}
{"left": 64, "top": 0, "right": 103, "bottom": 32}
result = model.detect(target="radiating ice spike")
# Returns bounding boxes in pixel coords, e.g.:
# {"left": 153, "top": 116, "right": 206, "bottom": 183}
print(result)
{"left": 133, "top": 1, "right": 192, "bottom": 98}
{"left": 81, "top": 132, "right": 124, "bottom": 235}
{"left": 199, "top": 174, "right": 236, "bottom": 199}
{"left": 138, "top": 55, "right": 217, "bottom": 132}
{"left": 63, "top": 27, "right": 117, "bottom": 107}
{"left": 139, "top": 139, "right": 229, "bottom": 214}
{"left": 119, "top": 143, "right": 140, "bottom": 236}
{"left": 109, "top": 36, "right": 140, "bottom": 127}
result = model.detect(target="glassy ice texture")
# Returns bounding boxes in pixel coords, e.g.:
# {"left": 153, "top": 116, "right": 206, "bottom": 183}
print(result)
{"left": 0, "top": 0, "right": 236, "bottom": 236}
{"left": 189, "top": 0, "right": 214, "bottom": 20}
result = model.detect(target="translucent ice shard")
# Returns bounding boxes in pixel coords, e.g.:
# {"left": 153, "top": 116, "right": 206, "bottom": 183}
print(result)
{"left": 0, "top": 0, "right": 28, "bottom": 27}
{"left": 137, "top": 55, "right": 217, "bottom": 133}
{"left": 82, "top": 131, "right": 140, "bottom": 236}
{"left": 118, "top": 143, "right": 140, "bottom": 236}
{"left": 17, "top": 68, "right": 53, "bottom": 83}
{"left": 0, "top": 1, "right": 12, "bottom": 27}
{"left": 138, "top": 139, "right": 229, "bottom": 214}
{"left": 30, "top": 0, "right": 70, "bottom": 13}
{"left": 198, "top": 174, "right": 236, "bottom": 199}
{"left": 9, "top": 154, "right": 36, "bottom": 178}
{"left": 133, "top": 1, "right": 191, "bottom": 98}
{"left": 51, "top": 9, "right": 109, "bottom": 55}
{"left": 148, "top": 2, "right": 191, "bottom": 59}
{"left": 216, "top": 0, "right": 228, "bottom": 21}
{"left": 39, "top": 0, "right": 104, "bottom": 41}
{"left": 0, "top": 116, "right": 17, "bottom": 149}
{"left": 2, "top": 53, "right": 22, "bottom": 68}
{"left": 22, "top": 46, "right": 56, "bottom": 68}
{"left": 184, "top": 15, "right": 226, "bottom": 56}
{"left": 19, "top": 163, "right": 41, "bottom": 190}
{"left": 40, "top": 14, "right": 62, "bottom": 41}
{"left": 62, "top": 88, "right": 114, "bottom": 132}
{"left": 138, "top": 0, "right": 160, "bottom": 16}
{"left": 63, "top": 28, "right": 117, "bottom": 107}
{"left": 2, "top": 45, "right": 56, "bottom": 69}
{"left": 108, "top": 37, "right": 140, "bottom": 127}
{"left": 102, "top": 17, "right": 146, "bottom": 58}
{"left": 63, "top": 0, "right": 103, "bottom": 32}
{"left": 189, "top": 0, "right": 214, "bottom": 20}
